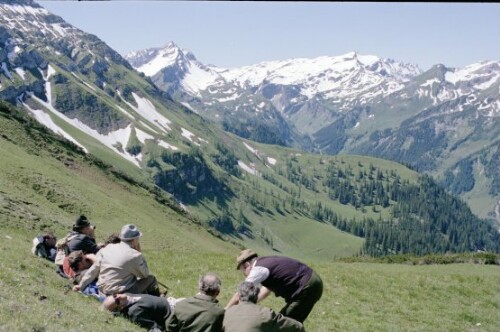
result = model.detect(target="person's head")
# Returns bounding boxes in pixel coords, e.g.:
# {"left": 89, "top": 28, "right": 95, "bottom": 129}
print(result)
{"left": 68, "top": 250, "right": 93, "bottom": 272}
{"left": 238, "top": 281, "right": 260, "bottom": 304}
{"left": 236, "top": 249, "right": 258, "bottom": 277}
{"left": 72, "top": 215, "right": 96, "bottom": 236}
{"left": 198, "top": 272, "right": 221, "bottom": 298}
{"left": 119, "top": 224, "right": 142, "bottom": 250}
{"left": 104, "top": 233, "right": 121, "bottom": 245}
{"left": 42, "top": 231, "right": 57, "bottom": 247}
{"left": 103, "top": 293, "right": 128, "bottom": 313}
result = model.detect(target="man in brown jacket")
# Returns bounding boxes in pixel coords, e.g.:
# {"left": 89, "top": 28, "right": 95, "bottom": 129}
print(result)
{"left": 166, "top": 273, "right": 224, "bottom": 332}
{"left": 223, "top": 281, "right": 305, "bottom": 332}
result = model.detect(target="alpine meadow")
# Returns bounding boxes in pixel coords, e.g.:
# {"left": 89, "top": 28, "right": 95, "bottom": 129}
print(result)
{"left": 0, "top": 1, "right": 499, "bottom": 331}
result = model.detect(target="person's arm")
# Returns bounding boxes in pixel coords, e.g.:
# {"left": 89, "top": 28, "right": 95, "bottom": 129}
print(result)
{"left": 257, "top": 285, "right": 272, "bottom": 303}
{"left": 74, "top": 253, "right": 101, "bottom": 292}
{"left": 225, "top": 292, "right": 240, "bottom": 310}
{"left": 130, "top": 254, "right": 150, "bottom": 279}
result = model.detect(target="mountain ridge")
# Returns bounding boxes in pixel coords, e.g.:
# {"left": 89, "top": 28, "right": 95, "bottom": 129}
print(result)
{"left": 1, "top": 0, "right": 499, "bottom": 259}
{"left": 126, "top": 41, "right": 500, "bottom": 225}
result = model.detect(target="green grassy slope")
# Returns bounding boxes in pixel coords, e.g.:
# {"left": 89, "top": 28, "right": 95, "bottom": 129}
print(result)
{"left": 1, "top": 101, "right": 499, "bottom": 331}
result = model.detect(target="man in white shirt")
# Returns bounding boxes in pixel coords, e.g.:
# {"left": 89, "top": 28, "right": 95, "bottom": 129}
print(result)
{"left": 226, "top": 249, "right": 323, "bottom": 323}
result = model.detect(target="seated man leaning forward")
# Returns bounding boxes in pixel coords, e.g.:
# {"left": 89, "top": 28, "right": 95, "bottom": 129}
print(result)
{"left": 103, "top": 293, "right": 172, "bottom": 331}
{"left": 226, "top": 249, "right": 323, "bottom": 323}
{"left": 223, "top": 281, "right": 305, "bottom": 332}
{"left": 165, "top": 272, "right": 225, "bottom": 332}
{"left": 74, "top": 224, "right": 160, "bottom": 296}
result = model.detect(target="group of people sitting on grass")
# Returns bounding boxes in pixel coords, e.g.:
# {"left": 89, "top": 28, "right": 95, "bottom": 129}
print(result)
{"left": 32, "top": 215, "right": 323, "bottom": 332}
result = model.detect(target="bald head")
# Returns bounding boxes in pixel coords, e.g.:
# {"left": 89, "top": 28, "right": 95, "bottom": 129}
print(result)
{"left": 198, "top": 272, "right": 221, "bottom": 297}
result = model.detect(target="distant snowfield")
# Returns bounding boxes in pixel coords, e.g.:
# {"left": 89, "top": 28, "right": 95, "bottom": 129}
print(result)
{"left": 243, "top": 142, "right": 257, "bottom": 154}
{"left": 267, "top": 157, "right": 277, "bottom": 165}
{"left": 121, "top": 92, "right": 171, "bottom": 133}
{"left": 181, "top": 127, "right": 207, "bottom": 146}
{"left": 445, "top": 61, "right": 499, "bottom": 90}
{"left": 238, "top": 160, "right": 257, "bottom": 175}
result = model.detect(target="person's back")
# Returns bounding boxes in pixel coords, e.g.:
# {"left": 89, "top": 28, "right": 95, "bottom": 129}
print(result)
{"left": 166, "top": 273, "right": 224, "bottom": 332}
{"left": 224, "top": 302, "right": 304, "bottom": 332}
{"left": 83, "top": 241, "right": 149, "bottom": 295}
{"left": 223, "top": 282, "right": 304, "bottom": 332}
{"left": 76, "top": 224, "right": 159, "bottom": 296}
{"left": 168, "top": 294, "right": 224, "bottom": 332}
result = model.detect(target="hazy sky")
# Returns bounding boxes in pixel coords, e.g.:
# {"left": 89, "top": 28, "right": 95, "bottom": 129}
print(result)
{"left": 36, "top": 1, "right": 499, "bottom": 71}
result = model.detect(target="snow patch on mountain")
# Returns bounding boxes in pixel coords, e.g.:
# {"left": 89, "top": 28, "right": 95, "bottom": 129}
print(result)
{"left": 238, "top": 160, "right": 258, "bottom": 175}
{"left": 243, "top": 142, "right": 257, "bottom": 154}
{"left": 29, "top": 87, "right": 141, "bottom": 167}
{"left": 135, "top": 128, "right": 154, "bottom": 143}
{"left": 267, "top": 157, "right": 277, "bottom": 165}
{"left": 14, "top": 67, "right": 26, "bottom": 80}
{"left": 24, "top": 105, "right": 87, "bottom": 152}
{"left": 120, "top": 92, "right": 171, "bottom": 133}
{"left": 180, "top": 127, "right": 207, "bottom": 146}
{"left": 445, "top": 61, "right": 500, "bottom": 88}
{"left": 181, "top": 61, "right": 220, "bottom": 96}
{"left": 158, "top": 140, "right": 179, "bottom": 151}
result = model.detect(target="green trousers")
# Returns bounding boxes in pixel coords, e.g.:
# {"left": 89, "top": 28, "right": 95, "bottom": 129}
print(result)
{"left": 280, "top": 270, "right": 324, "bottom": 323}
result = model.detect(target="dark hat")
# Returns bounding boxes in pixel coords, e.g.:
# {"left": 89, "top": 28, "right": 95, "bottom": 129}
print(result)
{"left": 119, "top": 224, "right": 142, "bottom": 241}
{"left": 72, "top": 215, "right": 94, "bottom": 231}
{"left": 236, "top": 249, "right": 258, "bottom": 270}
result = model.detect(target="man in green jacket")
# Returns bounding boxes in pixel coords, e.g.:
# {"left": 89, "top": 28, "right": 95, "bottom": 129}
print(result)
{"left": 223, "top": 281, "right": 305, "bottom": 332}
{"left": 166, "top": 273, "right": 224, "bottom": 332}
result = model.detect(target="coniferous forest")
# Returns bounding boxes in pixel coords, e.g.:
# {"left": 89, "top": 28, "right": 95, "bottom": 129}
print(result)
{"left": 259, "top": 157, "right": 500, "bottom": 256}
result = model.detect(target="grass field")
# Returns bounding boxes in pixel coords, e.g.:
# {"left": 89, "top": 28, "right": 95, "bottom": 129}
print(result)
{"left": 1, "top": 228, "right": 499, "bottom": 332}
{"left": 1, "top": 102, "right": 499, "bottom": 331}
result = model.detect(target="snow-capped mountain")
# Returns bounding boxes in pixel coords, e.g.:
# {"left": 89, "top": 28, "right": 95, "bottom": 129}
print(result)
{"left": 125, "top": 42, "right": 221, "bottom": 96}
{"left": 127, "top": 42, "right": 500, "bottom": 224}
{"left": 128, "top": 43, "right": 422, "bottom": 112}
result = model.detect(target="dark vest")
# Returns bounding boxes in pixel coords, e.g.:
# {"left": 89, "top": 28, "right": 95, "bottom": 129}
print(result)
{"left": 255, "top": 256, "right": 313, "bottom": 301}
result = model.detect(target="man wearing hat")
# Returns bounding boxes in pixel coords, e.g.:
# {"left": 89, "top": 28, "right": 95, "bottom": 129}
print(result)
{"left": 74, "top": 224, "right": 160, "bottom": 297}
{"left": 226, "top": 249, "right": 323, "bottom": 323}
{"left": 67, "top": 215, "right": 102, "bottom": 255}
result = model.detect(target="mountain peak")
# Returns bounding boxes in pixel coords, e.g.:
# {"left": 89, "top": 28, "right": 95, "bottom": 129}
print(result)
{"left": 124, "top": 41, "right": 200, "bottom": 76}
